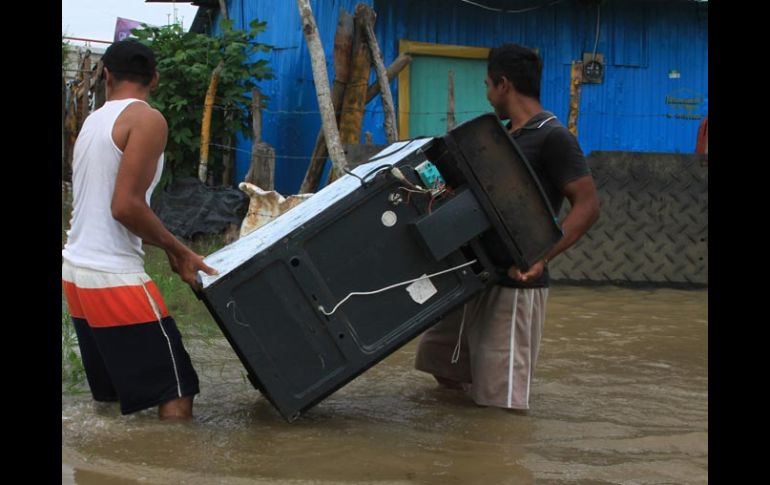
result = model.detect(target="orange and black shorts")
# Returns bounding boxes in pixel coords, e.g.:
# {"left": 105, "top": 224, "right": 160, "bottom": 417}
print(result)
{"left": 62, "top": 260, "right": 199, "bottom": 414}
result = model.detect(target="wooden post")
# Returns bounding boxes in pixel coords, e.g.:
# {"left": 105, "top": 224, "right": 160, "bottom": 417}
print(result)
{"left": 196, "top": 0, "right": 231, "bottom": 184}
{"left": 61, "top": 63, "right": 67, "bottom": 180}
{"left": 447, "top": 69, "right": 455, "bottom": 130}
{"left": 359, "top": 4, "right": 397, "bottom": 143}
{"left": 365, "top": 53, "right": 411, "bottom": 103}
{"left": 222, "top": 110, "right": 234, "bottom": 187}
{"left": 199, "top": 60, "right": 224, "bottom": 183}
{"left": 92, "top": 60, "right": 106, "bottom": 110}
{"left": 222, "top": 135, "right": 233, "bottom": 186}
{"left": 253, "top": 89, "right": 262, "bottom": 145}
{"left": 64, "top": 82, "right": 79, "bottom": 179}
{"left": 64, "top": 49, "right": 92, "bottom": 180}
{"left": 567, "top": 61, "right": 583, "bottom": 137}
{"left": 297, "top": 0, "right": 347, "bottom": 178}
{"left": 62, "top": 71, "right": 66, "bottom": 179}
{"left": 301, "top": 49, "right": 408, "bottom": 193}
{"left": 78, "top": 51, "right": 91, "bottom": 130}
{"left": 299, "top": 9, "right": 354, "bottom": 194}
{"left": 244, "top": 88, "right": 275, "bottom": 190}
{"left": 329, "top": 3, "right": 372, "bottom": 183}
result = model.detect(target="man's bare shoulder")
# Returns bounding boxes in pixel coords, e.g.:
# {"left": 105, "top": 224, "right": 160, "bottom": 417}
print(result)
{"left": 112, "top": 100, "right": 167, "bottom": 151}
{"left": 120, "top": 101, "right": 167, "bottom": 130}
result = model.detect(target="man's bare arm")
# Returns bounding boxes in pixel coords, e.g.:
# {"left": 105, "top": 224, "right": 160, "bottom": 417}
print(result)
{"left": 111, "top": 105, "right": 216, "bottom": 289}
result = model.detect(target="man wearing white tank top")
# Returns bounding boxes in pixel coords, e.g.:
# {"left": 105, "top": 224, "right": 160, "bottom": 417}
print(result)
{"left": 62, "top": 39, "right": 217, "bottom": 419}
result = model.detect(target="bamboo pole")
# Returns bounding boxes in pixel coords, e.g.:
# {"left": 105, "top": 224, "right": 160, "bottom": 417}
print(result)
{"left": 365, "top": 53, "right": 411, "bottom": 103}
{"left": 64, "top": 50, "right": 93, "bottom": 179}
{"left": 78, "top": 51, "right": 91, "bottom": 130}
{"left": 359, "top": 4, "right": 397, "bottom": 142}
{"left": 567, "top": 61, "right": 583, "bottom": 137}
{"left": 93, "top": 60, "right": 106, "bottom": 110}
{"left": 301, "top": 51, "right": 409, "bottom": 193}
{"left": 297, "top": 0, "right": 347, "bottom": 178}
{"left": 198, "top": 60, "right": 224, "bottom": 183}
{"left": 198, "top": 0, "right": 230, "bottom": 184}
{"left": 299, "top": 9, "right": 354, "bottom": 194}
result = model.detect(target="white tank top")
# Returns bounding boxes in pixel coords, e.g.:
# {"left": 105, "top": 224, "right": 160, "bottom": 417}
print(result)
{"left": 62, "top": 98, "right": 164, "bottom": 273}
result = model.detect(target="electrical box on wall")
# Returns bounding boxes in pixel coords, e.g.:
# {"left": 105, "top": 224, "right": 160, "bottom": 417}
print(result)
{"left": 582, "top": 52, "right": 605, "bottom": 84}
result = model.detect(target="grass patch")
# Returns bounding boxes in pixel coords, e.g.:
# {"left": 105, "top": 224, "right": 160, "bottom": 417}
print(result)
{"left": 61, "top": 306, "right": 88, "bottom": 394}
{"left": 143, "top": 234, "right": 226, "bottom": 338}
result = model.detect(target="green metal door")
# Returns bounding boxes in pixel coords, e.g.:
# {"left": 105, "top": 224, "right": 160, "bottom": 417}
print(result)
{"left": 408, "top": 55, "right": 491, "bottom": 138}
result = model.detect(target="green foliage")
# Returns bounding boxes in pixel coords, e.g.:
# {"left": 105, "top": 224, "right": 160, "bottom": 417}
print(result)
{"left": 142, "top": 236, "right": 227, "bottom": 338}
{"left": 61, "top": 307, "right": 88, "bottom": 394}
{"left": 131, "top": 19, "right": 273, "bottom": 185}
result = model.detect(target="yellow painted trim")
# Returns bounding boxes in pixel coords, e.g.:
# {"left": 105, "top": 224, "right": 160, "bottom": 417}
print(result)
{"left": 400, "top": 40, "right": 491, "bottom": 60}
{"left": 398, "top": 39, "right": 491, "bottom": 139}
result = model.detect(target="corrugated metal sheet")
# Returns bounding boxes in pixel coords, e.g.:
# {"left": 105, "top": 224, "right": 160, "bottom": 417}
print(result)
{"left": 218, "top": 0, "right": 707, "bottom": 193}
{"left": 577, "top": 0, "right": 708, "bottom": 154}
{"left": 373, "top": 0, "right": 707, "bottom": 156}
{"left": 213, "top": 0, "right": 372, "bottom": 194}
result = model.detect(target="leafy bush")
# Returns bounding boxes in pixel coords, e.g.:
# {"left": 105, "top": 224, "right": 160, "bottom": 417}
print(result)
{"left": 132, "top": 19, "right": 272, "bottom": 185}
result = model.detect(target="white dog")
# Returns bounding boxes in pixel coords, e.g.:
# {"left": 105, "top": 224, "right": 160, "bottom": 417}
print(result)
{"left": 238, "top": 182, "right": 312, "bottom": 238}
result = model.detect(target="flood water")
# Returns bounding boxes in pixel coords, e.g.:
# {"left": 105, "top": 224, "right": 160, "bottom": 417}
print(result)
{"left": 62, "top": 285, "right": 707, "bottom": 484}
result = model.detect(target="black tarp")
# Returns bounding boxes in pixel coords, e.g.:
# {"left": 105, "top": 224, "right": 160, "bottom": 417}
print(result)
{"left": 151, "top": 177, "right": 249, "bottom": 239}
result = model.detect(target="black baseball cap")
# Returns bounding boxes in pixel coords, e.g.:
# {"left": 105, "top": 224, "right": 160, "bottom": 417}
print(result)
{"left": 102, "top": 39, "right": 156, "bottom": 77}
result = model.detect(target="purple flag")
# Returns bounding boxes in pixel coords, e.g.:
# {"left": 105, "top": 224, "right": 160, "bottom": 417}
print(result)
{"left": 114, "top": 17, "right": 144, "bottom": 42}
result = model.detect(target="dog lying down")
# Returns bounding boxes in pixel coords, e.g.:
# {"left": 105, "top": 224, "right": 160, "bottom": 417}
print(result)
{"left": 238, "top": 182, "right": 313, "bottom": 238}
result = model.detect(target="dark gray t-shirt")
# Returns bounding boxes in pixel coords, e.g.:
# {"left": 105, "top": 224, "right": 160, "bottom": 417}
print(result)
{"left": 497, "top": 111, "right": 591, "bottom": 288}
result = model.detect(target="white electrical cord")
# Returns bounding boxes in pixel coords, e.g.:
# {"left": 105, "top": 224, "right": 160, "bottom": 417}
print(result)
{"left": 451, "top": 304, "right": 468, "bottom": 364}
{"left": 591, "top": 3, "right": 602, "bottom": 61}
{"left": 458, "top": 0, "right": 567, "bottom": 14}
{"left": 319, "top": 259, "right": 478, "bottom": 316}
{"left": 390, "top": 166, "right": 425, "bottom": 191}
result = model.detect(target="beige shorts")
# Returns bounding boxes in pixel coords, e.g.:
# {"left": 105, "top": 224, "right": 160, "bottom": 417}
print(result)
{"left": 415, "top": 285, "right": 548, "bottom": 410}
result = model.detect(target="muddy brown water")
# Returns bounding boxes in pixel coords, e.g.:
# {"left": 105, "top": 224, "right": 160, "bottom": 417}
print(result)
{"left": 62, "top": 285, "right": 707, "bottom": 484}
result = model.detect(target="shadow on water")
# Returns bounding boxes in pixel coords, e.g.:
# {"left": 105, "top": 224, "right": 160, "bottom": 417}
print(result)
{"left": 62, "top": 286, "right": 707, "bottom": 484}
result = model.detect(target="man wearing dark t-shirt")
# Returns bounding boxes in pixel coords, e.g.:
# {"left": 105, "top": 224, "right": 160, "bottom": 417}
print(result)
{"left": 415, "top": 43, "right": 600, "bottom": 410}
